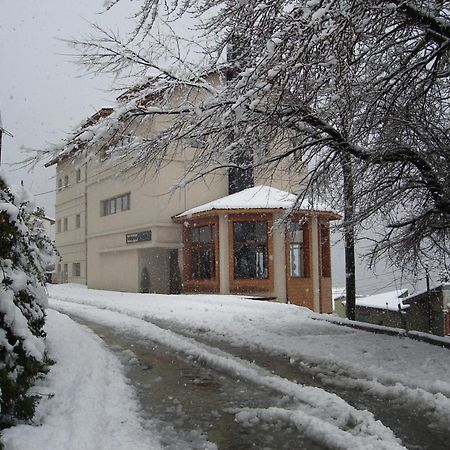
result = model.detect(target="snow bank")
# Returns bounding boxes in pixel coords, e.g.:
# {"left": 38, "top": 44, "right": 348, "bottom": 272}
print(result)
{"left": 2, "top": 310, "right": 161, "bottom": 450}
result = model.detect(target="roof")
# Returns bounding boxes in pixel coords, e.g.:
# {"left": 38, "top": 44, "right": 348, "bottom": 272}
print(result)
{"left": 45, "top": 108, "right": 114, "bottom": 167}
{"left": 402, "top": 283, "right": 450, "bottom": 305}
{"left": 175, "top": 185, "right": 340, "bottom": 219}
{"left": 356, "top": 289, "right": 409, "bottom": 311}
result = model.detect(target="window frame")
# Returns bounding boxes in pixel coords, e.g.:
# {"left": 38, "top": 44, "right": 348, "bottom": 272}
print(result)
{"left": 188, "top": 223, "right": 216, "bottom": 280}
{"left": 75, "top": 214, "right": 81, "bottom": 228}
{"left": 63, "top": 217, "right": 68, "bottom": 232}
{"left": 228, "top": 213, "right": 274, "bottom": 293}
{"left": 101, "top": 193, "right": 131, "bottom": 216}
{"left": 288, "top": 221, "right": 310, "bottom": 278}
{"left": 183, "top": 217, "right": 220, "bottom": 293}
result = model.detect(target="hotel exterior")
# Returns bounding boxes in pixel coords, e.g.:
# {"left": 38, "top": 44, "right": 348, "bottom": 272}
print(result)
{"left": 48, "top": 86, "right": 340, "bottom": 313}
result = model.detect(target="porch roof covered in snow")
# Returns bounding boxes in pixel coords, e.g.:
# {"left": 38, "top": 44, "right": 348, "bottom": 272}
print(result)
{"left": 173, "top": 185, "right": 341, "bottom": 221}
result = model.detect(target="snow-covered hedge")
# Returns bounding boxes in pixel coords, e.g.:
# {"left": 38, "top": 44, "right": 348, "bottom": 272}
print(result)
{"left": 0, "top": 175, "right": 54, "bottom": 431}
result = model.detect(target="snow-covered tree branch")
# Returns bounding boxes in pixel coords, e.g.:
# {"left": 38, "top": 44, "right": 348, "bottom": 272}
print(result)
{"left": 48, "top": 0, "right": 449, "bottom": 275}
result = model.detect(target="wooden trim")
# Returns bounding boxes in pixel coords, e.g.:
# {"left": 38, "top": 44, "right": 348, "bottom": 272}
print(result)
{"left": 319, "top": 221, "right": 331, "bottom": 278}
{"left": 228, "top": 213, "right": 274, "bottom": 294}
{"left": 173, "top": 208, "right": 341, "bottom": 222}
{"left": 182, "top": 217, "right": 220, "bottom": 293}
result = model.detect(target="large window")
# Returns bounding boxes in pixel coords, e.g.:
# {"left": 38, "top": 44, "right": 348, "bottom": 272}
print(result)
{"left": 233, "top": 221, "right": 268, "bottom": 279}
{"left": 102, "top": 193, "right": 131, "bottom": 216}
{"left": 289, "top": 222, "right": 308, "bottom": 277}
{"left": 189, "top": 224, "right": 216, "bottom": 279}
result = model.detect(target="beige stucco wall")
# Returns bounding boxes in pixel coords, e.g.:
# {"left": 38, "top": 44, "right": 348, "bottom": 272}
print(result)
{"left": 54, "top": 158, "right": 87, "bottom": 284}
{"left": 51, "top": 78, "right": 319, "bottom": 297}
{"left": 271, "top": 214, "right": 287, "bottom": 303}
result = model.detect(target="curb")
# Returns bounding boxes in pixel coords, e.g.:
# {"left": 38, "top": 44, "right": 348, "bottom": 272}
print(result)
{"left": 312, "top": 317, "right": 450, "bottom": 349}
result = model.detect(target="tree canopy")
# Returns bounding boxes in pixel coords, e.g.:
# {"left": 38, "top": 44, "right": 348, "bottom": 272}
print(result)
{"left": 50, "top": 0, "right": 449, "bottom": 276}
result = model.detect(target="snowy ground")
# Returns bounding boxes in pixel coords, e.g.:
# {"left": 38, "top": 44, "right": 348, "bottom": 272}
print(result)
{"left": 3, "top": 284, "right": 450, "bottom": 449}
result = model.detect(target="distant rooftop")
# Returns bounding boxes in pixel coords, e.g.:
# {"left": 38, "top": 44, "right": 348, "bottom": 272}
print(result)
{"left": 356, "top": 289, "right": 409, "bottom": 311}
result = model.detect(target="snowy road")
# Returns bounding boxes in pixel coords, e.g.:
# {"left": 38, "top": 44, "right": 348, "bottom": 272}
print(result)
{"left": 5, "top": 284, "right": 450, "bottom": 449}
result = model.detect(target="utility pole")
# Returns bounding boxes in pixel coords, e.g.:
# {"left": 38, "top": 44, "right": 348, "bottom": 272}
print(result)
{"left": 426, "top": 266, "right": 433, "bottom": 333}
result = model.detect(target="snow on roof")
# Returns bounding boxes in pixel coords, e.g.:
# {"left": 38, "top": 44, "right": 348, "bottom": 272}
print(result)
{"left": 356, "top": 289, "right": 409, "bottom": 311}
{"left": 403, "top": 283, "right": 450, "bottom": 304}
{"left": 176, "top": 185, "right": 337, "bottom": 218}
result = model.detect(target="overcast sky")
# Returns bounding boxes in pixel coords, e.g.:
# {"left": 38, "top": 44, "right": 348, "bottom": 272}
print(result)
{"left": 0, "top": 0, "right": 130, "bottom": 212}
{"left": 0, "top": 1, "right": 427, "bottom": 294}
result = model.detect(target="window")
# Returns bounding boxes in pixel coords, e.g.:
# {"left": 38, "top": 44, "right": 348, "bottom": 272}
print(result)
{"left": 320, "top": 223, "right": 331, "bottom": 278}
{"left": 63, "top": 217, "right": 68, "bottom": 231}
{"left": 72, "top": 263, "right": 81, "bottom": 277}
{"left": 233, "top": 221, "right": 268, "bottom": 279}
{"left": 57, "top": 178, "right": 62, "bottom": 191}
{"left": 76, "top": 169, "right": 81, "bottom": 182}
{"left": 102, "top": 193, "right": 131, "bottom": 216}
{"left": 57, "top": 219, "right": 61, "bottom": 233}
{"left": 189, "top": 224, "right": 216, "bottom": 279}
{"left": 64, "top": 175, "right": 69, "bottom": 188}
{"left": 289, "top": 222, "right": 309, "bottom": 277}
{"left": 76, "top": 214, "right": 81, "bottom": 228}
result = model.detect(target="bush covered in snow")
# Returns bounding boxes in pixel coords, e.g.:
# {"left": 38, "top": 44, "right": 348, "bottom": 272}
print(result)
{"left": 0, "top": 175, "right": 54, "bottom": 431}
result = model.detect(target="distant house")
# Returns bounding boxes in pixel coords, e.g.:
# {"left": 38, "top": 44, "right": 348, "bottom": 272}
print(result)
{"left": 335, "top": 289, "right": 409, "bottom": 328}
{"left": 402, "top": 284, "right": 450, "bottom": 336}
{"left": 46, "top": 79, "right": 341, "bottom": 312}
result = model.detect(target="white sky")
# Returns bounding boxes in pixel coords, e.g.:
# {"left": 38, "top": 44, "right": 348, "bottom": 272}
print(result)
{"left": 0, "top": 0, "right": 431, "bottom": 295}
{"left": 0, "top": 0, "right": 131, "bottom": 213}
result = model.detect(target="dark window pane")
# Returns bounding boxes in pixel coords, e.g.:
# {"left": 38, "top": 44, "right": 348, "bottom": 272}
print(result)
{"left": 199, "top": 225, "right": 212, "bottom": 243}
{"left": 234, "top": 243, "right": 268, "bottom": 279}
{"left": 190, "top": 228, "right": 200, "bottom": 242}
{"left": 191, "top": 248, "right": 215, "bottom": 279}
{"left": 254, "top": 222, "right": 267, "bottom": 241}
{"left": 233, "top": 221, "right": 267, "bottom": 242}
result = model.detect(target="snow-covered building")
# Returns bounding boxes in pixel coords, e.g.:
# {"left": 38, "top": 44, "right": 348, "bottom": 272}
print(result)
{"left": 403, "top": 284, "right": 450, "bottom": 336}
{"left": 335, "top": 289, "right": 409, "bottom": 328}
{"left": 47, "top": 83, "right": 340, "bottom": 312}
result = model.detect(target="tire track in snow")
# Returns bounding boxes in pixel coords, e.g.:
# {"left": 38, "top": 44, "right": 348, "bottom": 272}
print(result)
{"left": 49, "top": 298, "right": 405, "bottom": 450}
{"left": 48, "top": 291, "right": 450, "bottom": 432}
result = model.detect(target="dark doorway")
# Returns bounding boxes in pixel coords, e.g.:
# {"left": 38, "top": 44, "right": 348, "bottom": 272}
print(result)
{"left": 140, "top": 267, "right": 151, "bottom": 293}
{"left": 169, "top": 249, "right": 182, "bottom": 294}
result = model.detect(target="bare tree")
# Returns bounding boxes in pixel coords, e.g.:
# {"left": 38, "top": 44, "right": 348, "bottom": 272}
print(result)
{"left": 49, "top": 0, "right": 449, "bottom": 295}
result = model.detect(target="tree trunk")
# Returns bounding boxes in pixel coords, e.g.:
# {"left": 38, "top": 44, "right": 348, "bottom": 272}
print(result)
{"left": 342, "top": 153, "right": 356, "bottom": 320}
